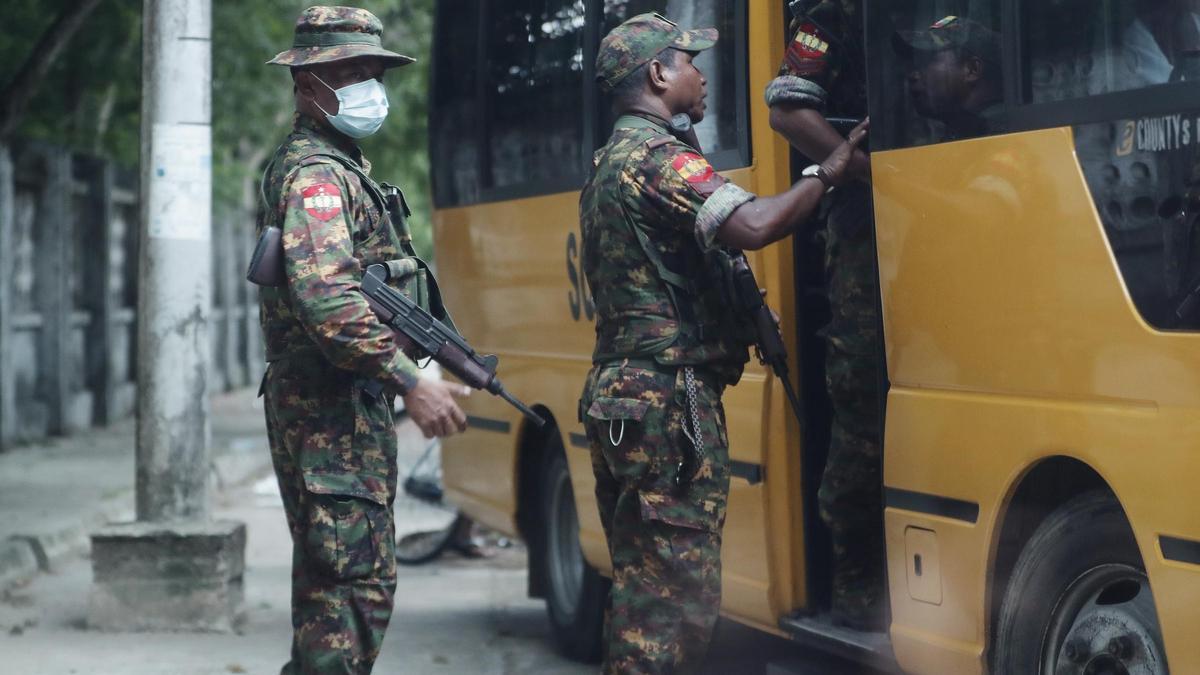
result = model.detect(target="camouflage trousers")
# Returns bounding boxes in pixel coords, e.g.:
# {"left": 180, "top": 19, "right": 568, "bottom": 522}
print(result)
{"left": 581, "top": 361, "right": 730, "bottom": 675}
{"left": 262, "top": 357, "right": 399, "bottom": 675}
{"left": 818, "top": 181, "right": 886, "bottom": 622}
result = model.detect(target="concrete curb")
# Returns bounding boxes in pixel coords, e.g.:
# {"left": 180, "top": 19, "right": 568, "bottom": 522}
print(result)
{"left": 0, "top": 437, "right": 272, "bottom": 594}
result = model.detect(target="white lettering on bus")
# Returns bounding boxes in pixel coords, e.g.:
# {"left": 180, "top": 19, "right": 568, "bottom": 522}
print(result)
{"left": 1135, "top": 114, "right": 1191, "bottom": 152}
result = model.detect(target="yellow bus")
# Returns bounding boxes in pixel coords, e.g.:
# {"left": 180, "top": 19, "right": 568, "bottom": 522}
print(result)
{"left": 429, "top": 1, "right": 1200, "bottom": 672}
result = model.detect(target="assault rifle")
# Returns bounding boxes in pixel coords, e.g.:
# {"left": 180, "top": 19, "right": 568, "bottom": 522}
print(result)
{"left": 361, "top": 264, "right": 546, "bottom": 428}
{"left": 730, "top": 255, "right": 805, "bottom": 426}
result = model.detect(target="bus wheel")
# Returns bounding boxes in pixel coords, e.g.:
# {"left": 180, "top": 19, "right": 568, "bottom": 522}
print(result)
{"left": 540, "top": 449, "right": 606, "bottom": 662}
{"left": 992, "top": 490, "right": 1168, "bottom": 675}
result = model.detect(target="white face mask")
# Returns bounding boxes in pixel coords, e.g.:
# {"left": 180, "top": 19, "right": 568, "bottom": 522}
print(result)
{"left": 312, "top": 73, "right": 389, "bottom": 139}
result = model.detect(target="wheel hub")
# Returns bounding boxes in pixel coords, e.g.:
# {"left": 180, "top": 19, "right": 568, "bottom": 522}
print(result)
{"left": 1046, "top": 565, "right": 1167, "bottom": 675}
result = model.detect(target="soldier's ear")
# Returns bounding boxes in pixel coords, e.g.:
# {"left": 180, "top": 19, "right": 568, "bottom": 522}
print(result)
{"left": 647, "top": 58, "right": 671, "bottom": 93}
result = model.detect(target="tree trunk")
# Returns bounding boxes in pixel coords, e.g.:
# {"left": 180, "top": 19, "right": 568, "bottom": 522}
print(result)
{"left": 0, "top": 0, "right": 107, "bottom": 143}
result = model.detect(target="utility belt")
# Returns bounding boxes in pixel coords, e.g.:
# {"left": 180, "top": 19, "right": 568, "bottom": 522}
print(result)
{"left": 596, "top": 357, "right": 723, "bottom": 392}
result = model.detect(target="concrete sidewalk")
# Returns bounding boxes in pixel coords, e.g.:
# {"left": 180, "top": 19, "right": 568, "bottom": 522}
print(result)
{"left": 0, "top": 388, "right": 273, "bottom": 593}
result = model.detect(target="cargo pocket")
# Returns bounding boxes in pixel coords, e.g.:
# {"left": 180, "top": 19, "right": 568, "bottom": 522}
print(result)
{"left": 586, "top": 395, "right": 653, "bottom": 476}
{"left": 637, "top": 490, "right": 723, "bottom": 533}
{"left": 302, "top": 473, "right": 394, "bottom": 581}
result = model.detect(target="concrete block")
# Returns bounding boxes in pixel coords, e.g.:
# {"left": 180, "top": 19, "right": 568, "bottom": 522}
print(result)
{"left": 0, "top": 539, "right": 39, "bottom": 591}
{"left": 88, "top": 519, "right": 246, "bottom": 632}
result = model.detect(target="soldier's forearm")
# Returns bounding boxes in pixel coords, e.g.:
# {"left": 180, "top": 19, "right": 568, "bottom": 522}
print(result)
{"left": 769, "top": 104, "right": 843, "bottom": 161}
{"left": 716, "top": 177, "right": 826, "bottom": 250}
{"left": 770, "top": 105, "right": 871, "bottom": 182}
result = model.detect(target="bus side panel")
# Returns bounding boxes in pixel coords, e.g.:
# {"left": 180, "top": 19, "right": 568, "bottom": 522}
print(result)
{"left": 874, "top": 128, "right": 1200, "bottom": 675}
{"left": 433, "top": 172, "right": 795, "bottom": 632}
{"left": 435, "top": 192, "right": 596, "bottom": 543}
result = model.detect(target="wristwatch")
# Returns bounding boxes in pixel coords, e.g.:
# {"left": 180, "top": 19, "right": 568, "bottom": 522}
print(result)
{"left": 801, "top": 163, "right": 836, "bottom": 193}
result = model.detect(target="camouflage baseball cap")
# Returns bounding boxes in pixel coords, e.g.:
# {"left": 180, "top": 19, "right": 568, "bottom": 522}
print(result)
{"left": 267, "top": 6, "right": 415, "bottom": 68}
{"left": 893, "top": 15, "right": 1000, "bottom": 64}
{"left": 595, "top": 13, "right": 718, "bottom": 93}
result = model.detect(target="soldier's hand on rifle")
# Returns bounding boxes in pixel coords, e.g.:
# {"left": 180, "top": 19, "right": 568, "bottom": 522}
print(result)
{"left": 820, "top": 117, "right": 870, "bottom": 187}
{"left": 760, "top": 288, "right": 782, "bottom": 329}
{"left": 404, "top": 379, "right": 470, "bottom": 439}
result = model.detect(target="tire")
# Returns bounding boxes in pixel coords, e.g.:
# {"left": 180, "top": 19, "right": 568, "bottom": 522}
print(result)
{"left": 540, "top": 449, "right": 608, "bottom": 662}
{"left": 992, "top": 490, "right": 1169, "bottom": 674}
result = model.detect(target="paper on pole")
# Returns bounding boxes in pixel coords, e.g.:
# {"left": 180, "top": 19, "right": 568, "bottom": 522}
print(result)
{"left": 148, "top": 122, "right": 212, "bottom": 241}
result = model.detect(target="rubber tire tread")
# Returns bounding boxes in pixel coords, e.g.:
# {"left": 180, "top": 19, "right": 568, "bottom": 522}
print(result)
{"left": 991, "top": 489, "right": 1151, "bottom": 674}
{"left": 541, "top": 450, "right": 607, "bottom": 663}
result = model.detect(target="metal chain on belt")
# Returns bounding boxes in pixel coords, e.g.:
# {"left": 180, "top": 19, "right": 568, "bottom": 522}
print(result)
{"left": 679, "top": 366, "right": 705, "bottom": 483}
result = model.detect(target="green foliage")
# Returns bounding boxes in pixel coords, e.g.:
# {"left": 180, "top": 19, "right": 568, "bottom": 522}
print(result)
{"left": 0, "top": 0, "right": 141, "bottom": 164}
{"left": 0, "top": 0, "right": 436, "bottom": 259}
{"left": 213, "top": 0, "right": 436, "bottom": 258}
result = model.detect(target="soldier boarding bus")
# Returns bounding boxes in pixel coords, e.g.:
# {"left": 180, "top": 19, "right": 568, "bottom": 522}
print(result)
{"left": 428, "top": 1, "right": 1200, "bottom": 673}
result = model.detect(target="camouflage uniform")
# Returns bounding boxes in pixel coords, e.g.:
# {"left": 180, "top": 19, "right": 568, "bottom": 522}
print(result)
{"left": 259, "top": 7, "right": 417, "bottom": 674}
{"left": 766, "top": 0, "right": 886, "bottom": 628}
{"left": 581, "top": 14, "right": 755, "bottom": 673}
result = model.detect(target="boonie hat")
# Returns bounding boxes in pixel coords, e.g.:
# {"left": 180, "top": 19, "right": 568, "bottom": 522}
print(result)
{"left": 267, "top": 6, "right": 415, "bottom": 68}
{"left": 595, "top": 13, "right": 718, "bottom": 93}
{"left": 893, "top": 15, "right": 1000, "bottom": 64}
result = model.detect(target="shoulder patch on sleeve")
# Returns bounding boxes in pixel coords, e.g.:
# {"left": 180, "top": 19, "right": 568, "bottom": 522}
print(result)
{"left": 671, "top": 152, "right": 726, "bottom": 198}
{"left": 783, "top": 22, "right": 832, "bottom": 76}
{"left": 301, "top": 183, "right": 343, "bottom": 221}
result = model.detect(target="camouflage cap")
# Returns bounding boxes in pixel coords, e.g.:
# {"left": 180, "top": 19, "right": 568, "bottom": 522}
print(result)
{"left": 595, "top": 13, "right": 718, "bottom": 93}
{"left": 267, "top": 6, "right": 415, "bottom": 69}
{"left": 893, "top": 15, "right": 1000, "bottom": 65}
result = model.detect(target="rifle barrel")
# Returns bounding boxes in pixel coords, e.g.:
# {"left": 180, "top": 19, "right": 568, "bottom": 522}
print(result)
{"left": 498, "top": 387, "right": 546, "bottom": 428}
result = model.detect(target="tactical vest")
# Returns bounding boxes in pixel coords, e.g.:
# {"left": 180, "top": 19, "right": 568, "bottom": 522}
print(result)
{"left": 582, "top": 117, "right": 751, "bottom": 372}
{"left": 256, "top": 151, "right": 456, "bottom": 334}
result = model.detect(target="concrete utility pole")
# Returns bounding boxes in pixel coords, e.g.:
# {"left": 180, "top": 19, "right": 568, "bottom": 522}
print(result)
{"left": 89, "top": 0, "right": 245, "bottom": 632}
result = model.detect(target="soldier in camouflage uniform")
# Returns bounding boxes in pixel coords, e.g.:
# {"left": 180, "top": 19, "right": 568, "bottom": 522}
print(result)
{"left": 581, "top": 13, "right": 868, "bottom": 673}
{"left": 765, "top": 0, "right": 886, "bottom": 631}
{"left": 259, "top": 7, "right": 468, "bottom": 674}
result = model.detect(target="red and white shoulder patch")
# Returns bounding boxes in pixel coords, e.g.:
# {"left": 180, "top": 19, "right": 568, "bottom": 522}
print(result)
{"left": 671, "top": 152, "right": 724, "bottom": 197}
{"left": 301, "top": 183, "right": 343, "bottom": 221}
{"left": 672, "top": 152, "right": 714, "bottom": 184}
{"left": 783, "top": 22, "right": 831, "bottom": 76}
{"left": 792, "top": 23, "right": 830, "bottom": 58}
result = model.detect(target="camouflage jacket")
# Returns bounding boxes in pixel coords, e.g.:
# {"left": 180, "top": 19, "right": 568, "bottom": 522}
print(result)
{"left": 766, "top": 0, "right": 867, "bottom": 119}
{"left": 580, "top": 114, "right": 754, "bottom": 383}
{"left": 257, "top": 113, "right": 419, "bottom": 393}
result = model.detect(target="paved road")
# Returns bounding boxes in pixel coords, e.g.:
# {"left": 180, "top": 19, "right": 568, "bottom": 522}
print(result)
{"left": 0, "top": 421, "right": 881, "bottom": 674}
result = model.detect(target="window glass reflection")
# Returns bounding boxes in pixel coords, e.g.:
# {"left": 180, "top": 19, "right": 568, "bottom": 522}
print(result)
{"left": 1025, "top": 0, "right": 1200, "bottom": 104}
{"left": 602, "top": 0, "right": 741, "bottom": 158}
{"left": 487, "top": 0, "right": 587, "bottom": 191}
{"left": 870, "top": 1, "right": 1004, "bottom": 148}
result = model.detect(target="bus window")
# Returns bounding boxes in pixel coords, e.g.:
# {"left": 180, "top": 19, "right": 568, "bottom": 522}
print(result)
{"left": 1024, "top": 0, "right": 1200, "bottom": 103}
{"left": 487, "top": 0, "right": 587, "bottom": 193}
{"left": 868, "top": 1, "right": 1006, "bottom": 149}
{"left": 431, "top": 0, "right": 482, "bottom": 207}
{"left": 600, "top": 1, "right": 748, "bottom": 167}
{"left": 1027, "top": 1, "right": 1200, "bottom": 330}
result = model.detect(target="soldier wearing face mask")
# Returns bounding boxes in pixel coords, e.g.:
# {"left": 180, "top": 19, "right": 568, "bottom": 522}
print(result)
{"left": 258, "top": 6, "right": 468, "bottom": 674}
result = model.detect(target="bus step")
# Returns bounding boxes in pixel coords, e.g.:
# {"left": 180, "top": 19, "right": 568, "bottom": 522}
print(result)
{"left": 778, "top": 612, "right": 899, "bottom": 673}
